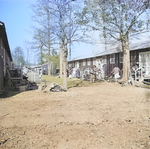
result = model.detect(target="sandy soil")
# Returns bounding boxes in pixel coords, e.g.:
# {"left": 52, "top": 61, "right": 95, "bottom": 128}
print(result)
{"left": 0, "top": 82, "right": 150, "bottom": 149}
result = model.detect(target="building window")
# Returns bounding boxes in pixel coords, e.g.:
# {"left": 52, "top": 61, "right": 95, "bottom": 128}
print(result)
{"left": 69, "top": 63, "right": 72, "bottom": 67}
{"left": 87, "top": 59, "right": 91, "bottom": 66}
{"left": 72, "top": 62, "right": 75, "bottom": 67}
{"left": 147, "top": 51, "right": 150, "bottom": 61}
{"left": 119, "top": 53, "right": 123, "bottom": 63}
{"left": 75, "top": 61, "right": 79, "bottom": 68}
{"left": 139, "top": 52, "right": 146, "bottom": 66}
{"left": 102, "top": 56, "right": 107, "bottom": 64}
{"left": 83, "top": 60, "right": 86, "bottom": 66}
{"left": 139, "top": 51, "right": 150, "bottom": 67}
{"left": 110, "top": 54, "right": 115, "bottom": 64}
{"left": 93, "top": 58, "right": 96, "bottom": 65}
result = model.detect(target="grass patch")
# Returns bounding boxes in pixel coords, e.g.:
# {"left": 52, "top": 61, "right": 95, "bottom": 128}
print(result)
{"left": 42, "top": 75, "right": 93, "bottom": 88}
{"left": 141, "top": 84, "right": 150, "bottom": 89}
{"left": 6, "top": 91, "right": 20, "bottom": 97}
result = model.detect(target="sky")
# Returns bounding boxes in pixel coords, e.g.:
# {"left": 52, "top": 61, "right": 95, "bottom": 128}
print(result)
{"left": 0, "top": 0, "right": 98, "bottom": 64}
{"left": 0, "top": 0, "right": 36, "bottom": 63}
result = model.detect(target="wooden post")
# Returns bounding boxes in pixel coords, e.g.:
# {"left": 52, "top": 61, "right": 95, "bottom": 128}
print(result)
{"left": 63, "top": 57, "right": 67, "bottom": 90}
{"left": 60, "top": 43, "right": 64, "bottom": 78}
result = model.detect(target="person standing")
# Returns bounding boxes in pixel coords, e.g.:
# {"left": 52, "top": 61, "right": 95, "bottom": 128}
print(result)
{"left": 76, "top": 67, "right": 80, "bottom": 79}
{"left": 112, "top": 66, "right": 120, "bottom": 81}
{"left": 90, "top": 66, "right": 96, "bottom": 83}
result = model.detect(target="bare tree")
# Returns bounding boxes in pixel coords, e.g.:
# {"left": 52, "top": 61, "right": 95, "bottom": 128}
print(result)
{"left": 30, "top": 0, "right": 84, "bottom": 89}
{"left": 32, "top": 29, "right": 46, "bottom": 65}
{"left": 24, "top": 41, "right": 36, "bottom": 66}
{"left": 31, "top": 0, "right": 57, "bottom": 76}
{"left": 52, "top": 0, "right": 83, "bottom": 89}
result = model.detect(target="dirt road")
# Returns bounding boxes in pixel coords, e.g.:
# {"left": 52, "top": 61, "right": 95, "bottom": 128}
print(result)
{"left": 0, "top": 82, "right": 150, "bottom": 149}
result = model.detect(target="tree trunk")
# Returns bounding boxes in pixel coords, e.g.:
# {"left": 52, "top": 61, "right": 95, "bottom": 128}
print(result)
{"left": 122, "top": 38, "right": 130, "bottom": 82}
{"left": 40, "top": 45, "right": 43, "bottom": 64}
{"left": 48, "top": 60, "right": 51, "bottom": 76}
{"left": 60, "top": 43, "right": 64, "bottom": 78}
{"left": 63, "top": 56, "right": 67, "bottom": 90}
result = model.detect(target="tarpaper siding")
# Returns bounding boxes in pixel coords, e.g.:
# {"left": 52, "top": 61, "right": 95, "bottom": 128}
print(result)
{"left": 0, "top": 47, "right": 4, "bottom": 89}
{"left": 0, "top": 22, "right": 13, "bottom": 90}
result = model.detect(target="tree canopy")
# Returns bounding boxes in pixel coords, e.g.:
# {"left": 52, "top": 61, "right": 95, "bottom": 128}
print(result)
{"left": 77, "top": 0, "right": 150, "bottom": 81}
{"left": 80, "top": 0, "right": 150, "bottom": 43}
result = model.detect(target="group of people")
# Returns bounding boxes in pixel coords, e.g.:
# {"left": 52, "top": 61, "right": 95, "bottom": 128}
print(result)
{"left": 90, "top": 65, "right": 121, "bottom": 82}
{"left": 68, "top": 66, "right": 99, "bottom": 82}
{"left": 111, "top": 64, "right": 141, "bottom": 81}
{"left": 67, "top": 67, "right": 80, "bottom": 79}
{"left": 67, "top": 64, "right": 122, "bottom": 82}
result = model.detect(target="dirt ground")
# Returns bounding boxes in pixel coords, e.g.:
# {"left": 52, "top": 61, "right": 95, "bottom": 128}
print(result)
{"left": 0, "top": 82, "right": 150, "bottom": 149}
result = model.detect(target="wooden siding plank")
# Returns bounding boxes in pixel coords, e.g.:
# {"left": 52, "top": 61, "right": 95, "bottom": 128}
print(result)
{"left": 0, "top": 51, "right": 4, "bottom": 90}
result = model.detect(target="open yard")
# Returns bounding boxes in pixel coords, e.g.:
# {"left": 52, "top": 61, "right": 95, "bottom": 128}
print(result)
{"left": 0, "top": 82, "right": 150, "bottom": 149}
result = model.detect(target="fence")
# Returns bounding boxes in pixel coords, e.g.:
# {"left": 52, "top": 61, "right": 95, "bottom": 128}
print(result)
{"left": 22, "top": 66, "right": 42, "bottom": 84}
{"left": 134, "top": 66, "right": 150, "bottom": 81}
{"left": 27, "top": 71, "right": 41, "bottom": 84}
